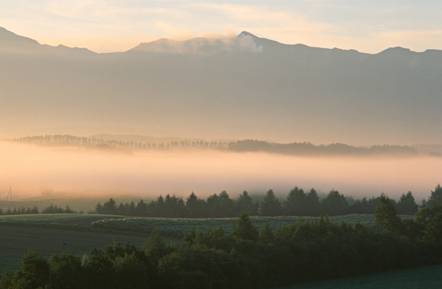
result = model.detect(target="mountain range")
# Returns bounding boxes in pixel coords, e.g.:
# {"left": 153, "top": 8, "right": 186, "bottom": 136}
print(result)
{"left": 1, "top": 26, "right": 441, "bottom": 144}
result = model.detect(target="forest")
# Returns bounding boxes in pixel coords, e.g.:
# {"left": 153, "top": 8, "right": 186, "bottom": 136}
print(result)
{"left": 96, "top": 188, "right": 423, "bottom": 218}
{"left": 0, "top": 205, "right": 73, "bottom": 215}
{"left": 1, "top": 187, "right": 442, "bottom": 289}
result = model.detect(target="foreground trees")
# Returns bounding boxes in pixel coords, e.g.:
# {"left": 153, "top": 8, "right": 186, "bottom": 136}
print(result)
{"left": 3, "top": 200, "right": 442, "bottom": 289}
{"left": 375, "top": 195, "right": 403, "bottom": 233}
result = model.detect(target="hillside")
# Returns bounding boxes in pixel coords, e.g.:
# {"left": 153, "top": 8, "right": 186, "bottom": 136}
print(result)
{"left": 1, "top": 27, "right": 442, "bottom": 144}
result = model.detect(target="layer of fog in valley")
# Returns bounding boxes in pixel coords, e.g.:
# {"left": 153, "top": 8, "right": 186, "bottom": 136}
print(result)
{"left": 0, "top": 141, "right": 440, "bottom": 201}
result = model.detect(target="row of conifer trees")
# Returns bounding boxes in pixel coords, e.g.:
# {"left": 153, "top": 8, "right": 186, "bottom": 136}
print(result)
{"left": 95, "top": 186, "right": 435, "bottom": 218}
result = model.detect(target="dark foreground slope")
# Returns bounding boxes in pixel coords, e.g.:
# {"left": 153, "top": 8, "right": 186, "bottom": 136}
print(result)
{"left": 0, "top": 214, "right": 380, "bottom": 271}
{"left": 283, "top": 265, "right": 442, "bottom": 289}
{"left": 2, "top": 201, "right": 442, "bottom": 289}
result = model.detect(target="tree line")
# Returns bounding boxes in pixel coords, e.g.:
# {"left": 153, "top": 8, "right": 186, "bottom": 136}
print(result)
{"left": 96, "top": 187, "right": 423, "bottom": 218}
{"left": 16, "top": 135, "right": 229, "bottom": 151}
{"left": 0, "top": 205, "right": 74, "bottom": 216}
{"left": 229, "top": 140, "right": 417, "bottom": 156}
{"left": 2, "top": 188, "right": 442, "bottom": 289}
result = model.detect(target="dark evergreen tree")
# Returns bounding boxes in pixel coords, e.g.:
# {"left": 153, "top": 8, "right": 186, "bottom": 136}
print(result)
{"left": 321, "top": 190, "right": 349, "bottom": 216}
{"left": 427, "top": 185, "right": 442, "bottom": 208}
{"left": 206, "top": 191, "right": 234, "bottom": 217}
{"left": 417, "top": 206, "right": 442, "bottom": 243}
{"left": 375, "top": 195, "right": 403, "bottom": 233}
{"left": 186, "top": 192, "right": 207, "bottom": 218}
{"left": 102, "top": 198, "right": 117, "bottom": 215}
{"left": 284, "top": 187, "right": 307, "bottom": 216}
{"left": 396, "top": 192, "right": 418, "bottom": 215}
{"left": 261, "top": 190, "right": 282, "bottom": 216}
{"left": 305, "top": 188, "right": 321, "bottom": 216}
{"left": 206, "top": 193, "right": 221, "bottom": 217}
{"left": 135, "top": 200, "right": 147, "bottom": 216}
{"left": 234, "top": 214, "right": 259, "bottom": 241}
{"left": 218, "top": 191, "right": 235, "bottom": 216}
{"left": 235, "top": 191, "right": 257, "bottom": 216}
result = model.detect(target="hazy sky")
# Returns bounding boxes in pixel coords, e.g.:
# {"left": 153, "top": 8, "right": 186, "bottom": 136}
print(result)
{"left": 1, "top": 0, "right": 442, "bottom": 53}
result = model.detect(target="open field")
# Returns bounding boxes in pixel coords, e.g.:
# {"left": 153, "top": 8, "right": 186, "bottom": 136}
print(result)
{"left": 283, "top": 265, "right": 442, "bottom": 289}
{"left": 0, "top": 213, "right": 382, "bottom": 237}
{"left": 0, "top": 224, "right": 148, "bottom": 272}
{"left": 91, "top": 214, "right": 383, "bottom": 237}
{"left": 0, "top": 213, "right": 410, "bottom": 272}
{"left": 0, "top": 214, "right": 142, "bottom": 271}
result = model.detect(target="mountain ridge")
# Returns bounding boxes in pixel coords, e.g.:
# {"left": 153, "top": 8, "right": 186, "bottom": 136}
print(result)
{"left": 0, "top": 26, "right": 95, "bottom": 55}
{"left": 1, "top": 26, "right": 442, "bottom": 144}
{"left": 1, "top": 26, "right": 440, "bottom": 56}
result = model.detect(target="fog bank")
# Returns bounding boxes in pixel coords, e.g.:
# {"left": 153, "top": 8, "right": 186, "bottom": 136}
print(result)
{"left": 0, "top": 142, "right": 440, "bottom": 200}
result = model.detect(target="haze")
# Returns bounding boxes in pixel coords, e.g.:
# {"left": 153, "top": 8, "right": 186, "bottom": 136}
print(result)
{"left": 0, "top": 142, "right": 439, "bottom": 200}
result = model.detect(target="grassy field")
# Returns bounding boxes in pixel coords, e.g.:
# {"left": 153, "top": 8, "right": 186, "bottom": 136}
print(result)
{"left": 282, "top": 265, "right": 442, "bottom": 289}
{"left": 0, "top": 224, "right": 148, "bottom": 272}
{"left": 0, "top": 214, "right": 145, "bottom": 271}
{"left": 91, "top": 214, "right": 381, "bottom": 238}
{"left": 0, "top": 213, "right": 408, "bottom": 272}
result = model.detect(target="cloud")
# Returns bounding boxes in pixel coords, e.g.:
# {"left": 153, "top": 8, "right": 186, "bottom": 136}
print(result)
{"left": 190, "top": 2, "right": 335, "bottom": 43}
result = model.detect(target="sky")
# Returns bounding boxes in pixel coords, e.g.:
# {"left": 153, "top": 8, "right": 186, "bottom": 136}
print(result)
{"left": 1, "top": 0, "right": 442, "bottom": 53}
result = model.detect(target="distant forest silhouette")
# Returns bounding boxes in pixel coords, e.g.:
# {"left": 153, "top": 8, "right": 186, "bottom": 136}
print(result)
{"left": 95, "top": 187, "right": 427, "bottom": 218}
{"left": 15, "top": 135, "right": 437, "bottom": 156}
{"left": 0, "top": 204, "right": 73, "bottom": 215}
{"left": 4, "top": 186, "right": 439, "bottom": 218}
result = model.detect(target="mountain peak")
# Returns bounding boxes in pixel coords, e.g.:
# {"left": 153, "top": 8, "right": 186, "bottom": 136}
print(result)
{"left": 129, "top": 32, "right": 265, "bottom": 55}
{"left": 237, "top": 31, "right": 258, "bottom": 39}
{"left": 379, "top": 46, "right": 415, "bottom": 56}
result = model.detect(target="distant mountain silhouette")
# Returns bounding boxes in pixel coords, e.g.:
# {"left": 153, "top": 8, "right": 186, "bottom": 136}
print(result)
{"left": 1, "top": 26, "right": 442, "bottom": 144}
{"left": 0, "top": 26, "right": 39, "bottom": 49}
{"left": 0, "top": 26, "right": 94, "bottom": 55}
